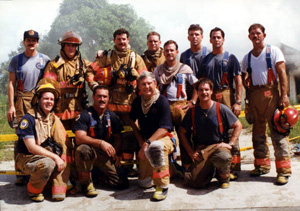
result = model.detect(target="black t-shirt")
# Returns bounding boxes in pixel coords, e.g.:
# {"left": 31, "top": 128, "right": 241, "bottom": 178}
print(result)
{"left": 129, "top": 95, "right": 173, "bottom": 139}
{"left": 181, "top": 102, "right": 238, "bottom": 146}
{"left": 74, "top": 107, "right": 123, "bottom": 143}
{"left": 16, "top": 113, "right": 36, "bottom": 154}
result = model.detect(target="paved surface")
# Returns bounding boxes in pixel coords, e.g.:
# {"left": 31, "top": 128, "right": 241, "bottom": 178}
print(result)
{"left": 1, "top": 131, "right": 300, "bottom": 211}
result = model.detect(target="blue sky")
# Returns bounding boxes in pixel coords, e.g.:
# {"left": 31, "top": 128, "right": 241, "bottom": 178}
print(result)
{"left": 1, "top": 0, "right": 300, "bottom": 63}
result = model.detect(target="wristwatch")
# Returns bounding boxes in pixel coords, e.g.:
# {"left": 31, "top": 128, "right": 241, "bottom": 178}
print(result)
{"left": 235, "top": 100, "right": 242, "bottom": 105}
{"left": 145, "top": 140, "right": 151, "bottom": 145}
{"left": 228, "top": 142, "right": 234, "bottom": 147}
{"left": 189, "top": 100, "right": 196, "bottom": 105}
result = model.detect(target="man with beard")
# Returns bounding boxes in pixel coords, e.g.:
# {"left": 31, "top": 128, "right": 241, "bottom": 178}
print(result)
{"left": 241, "top": 23, "right": 291, "bottom": 185}
{"left": 179, "top": 78, "right": 242, "bottom": 189}
{"left": 142, "top": 31, "right": 165, "bottom": 72}
{"left": 198, "top": 27, "right": 243, "bottom": 180}
{"left": 154, "top": 40, "right": 198, "bottom": 170}
{"left": 7, "top": 29, "right": 50, "bottom": 185}
{"left": 43, "top": 31, "right": 90, "bottom": 131}
{"left": 87, "top": 28, "right": 147, "bottom": 176}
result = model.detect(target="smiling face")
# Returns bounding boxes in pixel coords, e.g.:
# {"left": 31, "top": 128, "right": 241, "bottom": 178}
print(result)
{"left": 39, "top": 92, "right": 55, "bottom": 115}
{"left": 63, "top": 43, "right": 78, "bottom": 59}
{"left": 114, "top": 33, "right": 130, "bottom": 51}
{"left": 197, "top": 82, "right": 213, "bottom": 103}
{"left": 138, "top": 76, "right": 157, "bottom": 99}
{"left": 210, "top": 30, "right": 224, "bottom": 49}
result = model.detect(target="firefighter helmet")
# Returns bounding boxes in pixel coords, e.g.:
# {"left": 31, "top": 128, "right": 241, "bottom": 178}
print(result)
{"left": 31, "top": 79, "right": 60, "bottom": 107}
{"left": 58, "top": 31, "right": 82, "bottom": 45}
{"left": 272, "top": 106, "right": 299, "bottom": 135}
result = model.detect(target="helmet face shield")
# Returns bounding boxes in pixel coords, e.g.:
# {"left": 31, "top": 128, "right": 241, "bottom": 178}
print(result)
{"left": 272, "top": 106, "right": 299, "bottom": 135}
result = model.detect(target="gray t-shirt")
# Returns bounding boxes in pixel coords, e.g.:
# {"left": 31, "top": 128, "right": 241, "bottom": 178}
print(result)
{"left": 198, "top": 52, "right": 241, "bottom": 90}
{"left": 8, "top": 52, "right": 50, "bottom": 92}
{"left": 180, "top": 46, "right": 209, "bottom": 76}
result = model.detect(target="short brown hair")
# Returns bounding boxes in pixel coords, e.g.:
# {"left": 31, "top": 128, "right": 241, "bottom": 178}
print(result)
{"left": 147, "top": 31, "right": 161, "bottom": 40}
{"left": 113, "top": 28, "right": 130, "bottom": 39}
{"left": 164, "top": 40, "right": 178, "bottom": 50}
{"left": 93, "top": 85, "right": 109, "bottom": 96}
{"left": 248, "top": 23, "right": 265, "bottom": 33}
{"left": 210, "top": 27, "right": 225, "bottom": 38}
{"left": 195, "top": 78, "right": 214, "bottom": 91}
{"left": 188, "top": 24, "right": 203, "bottom": 35}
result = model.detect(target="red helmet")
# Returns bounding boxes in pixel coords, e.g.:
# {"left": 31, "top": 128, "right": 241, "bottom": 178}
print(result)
{"left": 272, "top": 106, "right": 299, "bottom": 135}
{"left": 58, "top": 31, "right": 82, "bottom": 45}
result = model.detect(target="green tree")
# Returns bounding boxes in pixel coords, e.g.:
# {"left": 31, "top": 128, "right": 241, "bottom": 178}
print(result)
{"left": 39, "top": 0, "right": 153, "bottom": 61}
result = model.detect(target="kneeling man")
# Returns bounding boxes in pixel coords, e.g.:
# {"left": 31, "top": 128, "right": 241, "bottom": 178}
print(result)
{"left": 179, "top": 78, "right": 242, "bottom": 189}
{"left": 15, "top": 81, "right": 69, "bottom": 202}
{"left": 73, "top": 85, "right": 129, "bottom": 197}
{"left": 129, "top": 71, "right": 177, "bottom": 201}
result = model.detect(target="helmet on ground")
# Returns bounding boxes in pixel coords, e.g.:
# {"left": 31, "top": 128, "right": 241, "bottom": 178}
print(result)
{"left": 272, "top": 106, "right": 299, "bottom": 135}
{"left": 31, "top": 78, "right": 60, "bottom": 107}
{"left": 58, "top": 31, "right": 82, "bottom": 45}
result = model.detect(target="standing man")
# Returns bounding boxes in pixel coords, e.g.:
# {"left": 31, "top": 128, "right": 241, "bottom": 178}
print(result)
{"left": 15, "top": 82, "right": 69, "bottom": 202}
{"left": 180, "top": 24, "right": 209, "bottom": 77}
{"left": 73, "top": 85, "right": 129, "bottom": 197}
{"left": 154, "top": 40, "right": 198, "bottom": 170}
{"left": 142, "top": 31, "right": 165, "bottom": 72}
{"left": 87, "top": 28, "right": 147, "bottom": 174}
{"left": 43, "top": 31, "right": 90, "bottom": 130}
{"left": 7, "top": 30, "right": 50, "bottom": 126}
{"left": 129, "top": 71, "right": 176, "bottom": 201}
{"left": 180, "top": 24, "right": 209, "bottom": 100}
{"left": 179, "top": 78, "right": 242, "bottom": 189}
{"left": 241, "top": 23, "right": 291, "bottom": 185}
{"left": 198, "top": 27, "right": 243, "bottom": 179}
{"left": 7, "top": 29, "right": 50, "bottom": 186}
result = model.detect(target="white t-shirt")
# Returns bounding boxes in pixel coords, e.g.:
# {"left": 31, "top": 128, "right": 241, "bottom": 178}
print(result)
{"left": 241, "top": 45, "right": 285, "bottom": 86}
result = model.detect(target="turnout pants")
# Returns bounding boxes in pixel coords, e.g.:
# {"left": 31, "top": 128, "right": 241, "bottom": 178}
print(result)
{"left": 75, "top": 144, "right": 129, "bottom": 189}
{"left": 16, "top": 154, "right": 68, "bottom": 199}
{"left": 212, "top": 88, "right": 241, "bottom": 174}
{"left": 248, "top": 84, "right": 291, "bottom": 176}
{"left": 138, "top": 135, "right": 175, "bottom": 188}
{"left": 184, "top": 145, "right": 232, "bottom": 188}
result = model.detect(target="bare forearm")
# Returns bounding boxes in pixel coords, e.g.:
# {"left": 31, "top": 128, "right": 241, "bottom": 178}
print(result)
{"left": 229, "top": 120, "right": 242, "bottom": 145}
{"left": 129, "top": 119, "right": 145, "bottom": 147}
{"left": 234, "top": 75, "right": 243, "bottom": 101}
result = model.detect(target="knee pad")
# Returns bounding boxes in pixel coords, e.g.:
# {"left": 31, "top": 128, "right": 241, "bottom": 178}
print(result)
{"left": 145, "top": 141, "right": 165, "bottom": 168}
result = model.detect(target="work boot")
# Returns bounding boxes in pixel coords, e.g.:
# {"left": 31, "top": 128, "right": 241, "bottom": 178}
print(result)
{"left": 82, "top": 183, "right": 98, "bottom": 198}
{"left": 250, "top": 168, "right": 270, "bottom": 177}
{"left": 30, "top": 193, "right": 44, "bottom": 202}
{"left": 276, "top": 176, "right": 289, "bottom": 185}
{"left": 229, "top": 173, "right": 238, "bottom": 181}
{"left": 152, "top": 186, "right": 168, "bottom": 201}
{"left": 15, "top": 176, "right": 27, "bottom": 186}
{"left": 220, "top": 182, "right": 230, "bottom": 189}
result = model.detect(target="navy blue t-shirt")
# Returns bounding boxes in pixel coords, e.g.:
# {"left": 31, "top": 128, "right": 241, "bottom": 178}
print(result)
{"left": 74, "top": 107, "right": 123, "bottom": 143}
{"left": 16, "top": 114, "right": 36, "bottom": 154}
{"left": 181, "top": 102, "right": 238, "bottom": 146}
{"left": 129, "top": 95, "right": 173, "bottom": 139}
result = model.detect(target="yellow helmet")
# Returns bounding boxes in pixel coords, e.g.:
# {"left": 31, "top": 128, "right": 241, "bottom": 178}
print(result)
{"left": 58, "top": 31, "right": 82, "bottom": 45}
{"left": 31, "top": 79, "right": 60, "bottom": 106}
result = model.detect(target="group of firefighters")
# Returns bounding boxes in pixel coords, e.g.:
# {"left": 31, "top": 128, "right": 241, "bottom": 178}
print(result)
{"left": 6, "top": 23, "right": 298, "bottom": 202}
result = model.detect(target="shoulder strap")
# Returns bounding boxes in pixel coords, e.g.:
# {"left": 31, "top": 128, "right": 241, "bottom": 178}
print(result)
{"left": 38, "top": 53, "right": 45, "bottom": 69}
{"left": 201, "top": 46, "right": 207, "bottom": 56}
{"left": 17, "top": 53, "right": 24, "bottom": 79}
{"left": 185, "top": 49, "right": 191, "bottom": 66}
{"left": 247, "top": 51, "right": 252, "bottom": 74}
{"left": 266, "top": 44, "right": 272, "bottom": 69}
{"left": 105, "top": 111, "right": 112, "bottom": 139}
{"left": 222, "top": 51, "right": 229, "bottom": 72}
{"left": 216, "top": 102, "right": 223, "bottom": 135}
{"left": 192, "top": 106, "right": 196, "bottom": 137}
